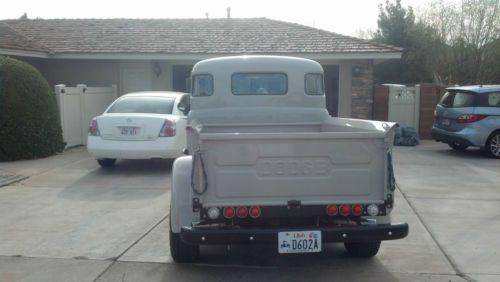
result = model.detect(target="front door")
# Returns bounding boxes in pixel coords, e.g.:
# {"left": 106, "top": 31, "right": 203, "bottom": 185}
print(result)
{"left": 172, "top": 65, "right": 193, "bottom": 92}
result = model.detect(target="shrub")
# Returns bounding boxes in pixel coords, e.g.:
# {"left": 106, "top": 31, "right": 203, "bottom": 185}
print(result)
{"left": 0, "top": 56, "right": 65, "bottom": 161}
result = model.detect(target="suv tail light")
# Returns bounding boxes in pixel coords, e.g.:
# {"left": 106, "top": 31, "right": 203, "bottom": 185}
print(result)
{"left": 88, "top": 117, "right": 100, "bottom": 136}
{"left": 159, "top": 119, "right": 176, "bottom": 137}
{"left": 456, "top": 114, "right": 487, "bottom": 123}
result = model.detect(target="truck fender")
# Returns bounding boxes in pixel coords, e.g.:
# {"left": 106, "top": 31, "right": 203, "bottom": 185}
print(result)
{"left": 170, "top": 156, "right": 197, "bottom": 233}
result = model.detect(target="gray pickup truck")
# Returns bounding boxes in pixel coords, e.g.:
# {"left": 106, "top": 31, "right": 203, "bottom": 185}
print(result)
{"left": 170, "top": 56, "right": 408, "bottom": 262}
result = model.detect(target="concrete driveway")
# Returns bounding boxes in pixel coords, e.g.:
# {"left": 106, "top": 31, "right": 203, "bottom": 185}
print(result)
{"left": 0, "top": 142, "right": 498, "bottom": 282}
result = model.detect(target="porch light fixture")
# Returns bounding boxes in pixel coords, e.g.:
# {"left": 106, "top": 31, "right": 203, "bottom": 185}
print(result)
{"left": 352, "top": 66, "right": 361, "bottom": 77}
{"left": 153, "top": 62, "right": 162, "bottom": 77}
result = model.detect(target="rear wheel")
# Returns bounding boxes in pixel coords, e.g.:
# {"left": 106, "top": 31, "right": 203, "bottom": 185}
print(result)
{"left": 485, "top": 131, "right": 500, "bottom": 158}
{"left": 448, "top": 142, "right": 468, "bottom": 150}
{"left": 169, "top": 214, "right": 199, "bottom": 263}
{"left": 97, "top": 158, "right": 116, "bottom": 168}
{"left": 344, "top": 241, "right": 381, "bottom": 258}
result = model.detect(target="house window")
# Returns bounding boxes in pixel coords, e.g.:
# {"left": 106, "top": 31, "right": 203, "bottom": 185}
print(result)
{"left": 305, "top": 74, "right": 324, "bottom": 95}
{"left": 231, "top": 73, "right": 287, "bottom": 95}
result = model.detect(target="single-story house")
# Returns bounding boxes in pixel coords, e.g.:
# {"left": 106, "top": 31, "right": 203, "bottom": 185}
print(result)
{"left": 0, "top": 18, "right": 401, "bottom": 119}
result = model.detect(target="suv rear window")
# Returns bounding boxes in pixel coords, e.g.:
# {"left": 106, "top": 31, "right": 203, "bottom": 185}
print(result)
{"left": 107, "top": 97, "right": 175, "bottom": 114}
{"left": 477, "top": 92, "right": 500, "bottom": 107}
{"left": 439, "top": 91, "right": 475, "bottom": 108}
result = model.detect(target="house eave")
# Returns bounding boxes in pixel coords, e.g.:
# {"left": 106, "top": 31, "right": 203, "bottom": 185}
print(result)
{"left": 49, "top": 52, "right": 402, "bottom": 61}
{"left": 0, "top": 48, "right": 50, "bottom": 58}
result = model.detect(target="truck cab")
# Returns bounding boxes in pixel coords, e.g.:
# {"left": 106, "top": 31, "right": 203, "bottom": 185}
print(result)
{"left": 170, "top": 56, "right": 408, "bottom": 262}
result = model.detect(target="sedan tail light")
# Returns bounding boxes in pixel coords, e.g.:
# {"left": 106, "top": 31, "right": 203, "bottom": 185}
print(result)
{"left": 159, "top": 119, "right": 176, "bottom": 137}
{"left": 88, "top": 117, "right": 100, "bottom": 136}
{"left": 456, "top": 114, "right": 487, "bottom": 123}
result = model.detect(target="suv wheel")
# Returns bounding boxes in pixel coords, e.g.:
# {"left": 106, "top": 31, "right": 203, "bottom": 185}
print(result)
{"left": 448, "top": 142, "right": 468, "bottom": 150}
{"left": 485, "top": 131, "right": 500, "bottom": 158}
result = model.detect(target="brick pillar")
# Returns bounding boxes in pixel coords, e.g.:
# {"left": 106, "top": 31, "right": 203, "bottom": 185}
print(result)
{"left": 351, "top": 60, "right": 374, "bottom": 119}
{"left": 373, "top": 85, "right": 390, "bottom": 121}
{"left": 419, "top": 83, "right": 447, "bottom": 139}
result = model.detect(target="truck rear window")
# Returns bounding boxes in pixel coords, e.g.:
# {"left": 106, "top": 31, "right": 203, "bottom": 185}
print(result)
{"left": 305, "top": 74, "right": 324, "bottom": 95}
{"left": 439, "top": 91, "right": 475, "bottom": 108}
{"left": 231, "top": 73, "right": 287, "bottom": 95}
{"left": 192, "top": 74, "right": 214, "bottom": 97}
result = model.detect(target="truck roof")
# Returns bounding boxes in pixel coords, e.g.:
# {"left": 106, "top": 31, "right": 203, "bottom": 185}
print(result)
{"left": 192, "top": 55, "right": 323, "bottom": 74}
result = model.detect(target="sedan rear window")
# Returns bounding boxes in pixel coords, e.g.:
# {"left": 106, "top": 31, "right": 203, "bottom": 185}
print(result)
{"left": 439, "top": 92, "right": 475, "bottom": 108}
{"left": 107, "top": 97, "right": 175, "bottom": 114}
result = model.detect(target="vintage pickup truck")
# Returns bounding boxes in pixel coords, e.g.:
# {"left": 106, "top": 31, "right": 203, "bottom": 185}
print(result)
{"left": 170, "top": 56, "right": 408, "bottom": 262}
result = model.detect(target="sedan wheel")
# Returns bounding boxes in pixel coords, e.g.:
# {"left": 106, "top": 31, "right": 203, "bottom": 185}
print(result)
{"left": 97, "top": 158, "right": 116, "bottom": 168}
{"left": 486, "top": 132, "right": 500, "bottom": 158}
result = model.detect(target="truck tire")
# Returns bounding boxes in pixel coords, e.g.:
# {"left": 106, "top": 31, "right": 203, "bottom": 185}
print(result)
{"left": 344, "top": 241, "right": 381, "bottom": 258}
{"left": 169, "top": 215, "right": 199, "bottom": 263}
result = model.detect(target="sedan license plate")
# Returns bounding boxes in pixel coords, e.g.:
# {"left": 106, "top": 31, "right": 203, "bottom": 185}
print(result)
{"left": 278, "top": 230, "right": 321, "bottom": 254}
{"left": 442, "top": 119, "right": 451, "bottom": 126}
{"left": 121, "top": 127, "right": 139, "bottom": 136}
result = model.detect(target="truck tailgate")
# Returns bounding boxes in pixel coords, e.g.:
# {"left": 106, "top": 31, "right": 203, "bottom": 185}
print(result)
{"left": 196, "top": 131, "right": 388, "bottom": 206}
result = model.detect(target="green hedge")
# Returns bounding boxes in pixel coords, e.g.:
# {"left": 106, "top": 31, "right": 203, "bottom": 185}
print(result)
{"left": 0, "top": 56, "right": 65, "bottom": 161}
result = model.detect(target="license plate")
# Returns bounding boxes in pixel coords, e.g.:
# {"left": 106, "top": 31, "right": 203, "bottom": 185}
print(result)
{"left": 278, "top": 230, "right": 321, "bottom": 254}
{"left": 121, "top": 127, "right": 139, "bottom": 136}
{"left": 442, "top": 119, "right": 451, "bottom": 126}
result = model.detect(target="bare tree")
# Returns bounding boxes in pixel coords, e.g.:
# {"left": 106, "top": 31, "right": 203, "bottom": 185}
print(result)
{"left": 419, "top": 0, "right": 500, "bottom": 84}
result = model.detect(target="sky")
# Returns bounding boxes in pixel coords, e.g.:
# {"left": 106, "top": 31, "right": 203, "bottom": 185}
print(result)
{"left": 1, "top": 0, "right": 440, "bottom": 36}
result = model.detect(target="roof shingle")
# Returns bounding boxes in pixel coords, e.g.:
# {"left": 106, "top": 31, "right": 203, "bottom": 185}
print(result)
{"left": 1, "top": 18, "right": 401, "bottom": 55}
{"left": 0, "top": 22, "right": 50, "bottom": 52}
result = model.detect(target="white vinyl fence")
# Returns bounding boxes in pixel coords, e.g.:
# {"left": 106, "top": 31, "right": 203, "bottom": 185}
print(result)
{"left": 55, "top": 84, "right": 117, "bottom": 148}
{"left": 385, "top": 84, "right": 421, "bottom": 130}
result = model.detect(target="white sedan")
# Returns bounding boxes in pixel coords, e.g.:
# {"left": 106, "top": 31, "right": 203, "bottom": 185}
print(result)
{"left": 87, "top": 91, "right": 190, "bottom": 167}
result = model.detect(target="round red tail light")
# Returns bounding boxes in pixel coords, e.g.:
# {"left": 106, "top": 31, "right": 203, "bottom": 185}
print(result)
{"left": 339, "top": 204, "right": 351, "bottom": 216}
{"left": 326, "top": 204, "right": 338, "bottom": 216}
{"left": 352, "top": 204, "right": 364, "bottom": 216}
{"left": 223, "top": 207, "right": 235, "bottom": 219}
{"left": 249, "top": 206, "right": 261, "bottom": 218}
{"left": 236, "top": 206, "right": 248, "bottom": 218}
